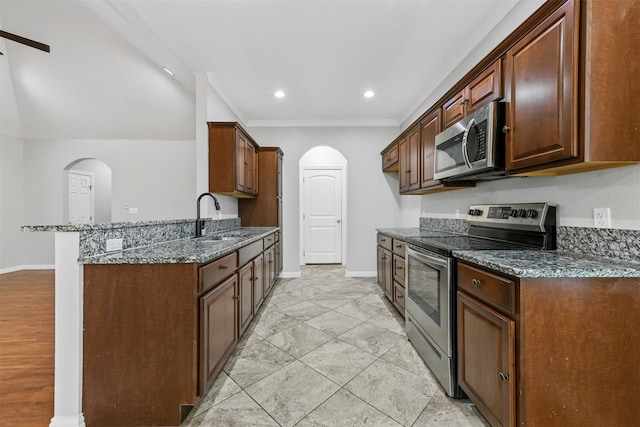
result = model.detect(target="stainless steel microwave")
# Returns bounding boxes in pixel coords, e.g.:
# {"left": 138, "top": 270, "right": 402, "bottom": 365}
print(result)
{"left": 433, "top": 101, "right": 505, "bottom": 181}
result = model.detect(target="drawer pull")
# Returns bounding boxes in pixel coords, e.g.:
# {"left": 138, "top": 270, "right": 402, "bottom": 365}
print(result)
{"left": 472, "top": 278, "right": 481, "bottom": 287}
{"left": 499, "top": 372, "right": 509, "bottom": 382}
{"left": 397, "top": 265, "right": 404, "bottom": 270}
{"left": 397, "top": 295, "right": 403, "bottom": 299}
{"left": 219, "top": 265, "right": 228, "bottom": 270}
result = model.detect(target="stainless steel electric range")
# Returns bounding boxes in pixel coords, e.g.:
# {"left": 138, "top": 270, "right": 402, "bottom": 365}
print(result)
{"left": 404, "top": 203, "right": 557, "bottom": 397}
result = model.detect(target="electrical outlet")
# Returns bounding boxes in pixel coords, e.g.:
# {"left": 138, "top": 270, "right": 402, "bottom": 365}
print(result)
{"left": 128, "top": 207, "right": 139, "bottom": 214}
{"left": 593, "top": 208, "right": 611, "bottom": 228}
{"left": 106, "top": 238, "right": 123, "bottom": 252}
{"left": 455, "top": 209, "right": 461, "bottom": 219}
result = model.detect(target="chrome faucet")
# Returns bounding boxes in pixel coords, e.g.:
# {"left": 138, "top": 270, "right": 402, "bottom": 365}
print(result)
{"left": 196, "top": 192, "right": 221, "bottom": 237}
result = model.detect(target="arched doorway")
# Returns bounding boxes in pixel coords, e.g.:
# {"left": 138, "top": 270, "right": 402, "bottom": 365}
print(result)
{"left": 299, "top": 146, "right": 347, "bottom": 265}
{"left": 63, "top": 158, "right": 112, "bottom": 224}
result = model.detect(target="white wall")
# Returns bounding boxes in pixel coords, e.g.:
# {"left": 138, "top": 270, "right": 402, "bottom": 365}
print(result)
{"left": 416, "top": 165, "right": 640, "bottom": 230}
{"left": 20, "top": 138, "right": 196, "bottom": 266}
{"left": 0, "top": 134, "right": 26, "bottom": 271}
{"left": 249, "top": 126, "right": 399, "bottom": 275}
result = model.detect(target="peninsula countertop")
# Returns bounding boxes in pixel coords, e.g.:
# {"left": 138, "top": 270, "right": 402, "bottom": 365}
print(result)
{"left": 81, "top": 227, "right": 278, "bottom": 265}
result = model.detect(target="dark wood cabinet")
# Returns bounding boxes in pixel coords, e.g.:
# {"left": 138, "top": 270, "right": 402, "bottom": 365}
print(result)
{"left": 504, "top": 1, "right": 577, "bottom": 172}
{"left": 443, "top": 59, "right": 503, "bottom": 128}
{"left": 504, "top": 0, "right": 640, "bottom": 175}
{"left": 208, "top": 122, "right": 259, "bottom": 198}
{"left": 238, "top": 261, "right": 254, "bottom": 336}
{"left": 199, "top": 274, "right": 238, "bottom": 396}
{"left": 377, "top": 233, "right": 406, "bottom": 313}
{"left": 457, "top": 261, "right": 640, "bottom": 427}
{"left": 252, "top": 253, "right": 264, "bottom": 313}
{"left": 399, "top": 126, "right": 420, "bottom": 193}
{"left": 239, "top": 147, "right": 283, "bottom": 276}
{"left": 458, "top": 291, "right": 515, "bottom": 427}
{"left": 419, "top": 110, "right": 440, "bottom": 187}
{"left": 381, "top": 143, "right": 399, "bottom": 172}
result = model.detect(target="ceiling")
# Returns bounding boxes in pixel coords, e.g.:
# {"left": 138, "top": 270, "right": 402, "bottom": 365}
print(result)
{"left": 0, "top": 0, "right": 544, "bottom": 138}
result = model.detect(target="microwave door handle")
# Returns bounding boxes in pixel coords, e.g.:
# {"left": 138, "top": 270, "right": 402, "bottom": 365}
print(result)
{"left": 462, "top": 118, "right": 476, "bottom": 169}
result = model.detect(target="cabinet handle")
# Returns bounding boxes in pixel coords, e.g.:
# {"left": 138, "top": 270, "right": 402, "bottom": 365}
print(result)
{"left": 502, "top": 125, "right": 511, "bottom": 133}
{"left": 397, "top": 265, "right": 404, "bottom": 270}
{"left": 397, "top": 295, "right": 403, "bottom": 299}
{"left": 219, "top": 265, "right": 228, "bottom": 270}
{"left": 472, "top": 278, "right": 481, "bottom": 287}
{"left": 460, "top": 98, "right": 469, "bottom": 106}
{"left": 499, "top": 372, "right": 509, "bottom": 382}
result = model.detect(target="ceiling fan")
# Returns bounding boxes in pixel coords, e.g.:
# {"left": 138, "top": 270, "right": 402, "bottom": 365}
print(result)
{"left": 0, "top": 30, "right": 50, "bottom": 55}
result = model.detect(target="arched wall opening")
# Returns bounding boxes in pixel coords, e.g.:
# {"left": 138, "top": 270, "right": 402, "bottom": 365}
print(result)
{"left": 63, "top": 158, "right": 112, "bottom": 223}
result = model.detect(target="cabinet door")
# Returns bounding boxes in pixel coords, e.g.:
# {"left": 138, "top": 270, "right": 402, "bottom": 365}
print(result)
{"left": 244, "top": 142, "right": 255, "bottom": 194}
{"left": 443, "top": 90, "right": 466, "bottom": 128}
{"left": 393, "top": 281, "right": 405, "bottom": 313}
{"left": 392, "top": 254, "right": 405, "bottom": 286}
{"left": 376, "top": 245, "right": 386, "bottom": 292}
{"left": 238, "top": 263, "right": 254, "bottom": 336}
{"left": 504, "top": 0, "right": 578, "bottom": 172}
{"left": 253, "top": 254, "right": 264, "bottom": 312}
{"left": 235, "top": 131, "right": 248, "bottom": 193}
{"left": 420, "top": 109, "right": 441, "bottom": 188}
{"left": 398, "top": 136, "right": 409, "bottom": 192}
{"left": 200, "top": 275, "right": 237, "bottom": 395}
{"left": 407, "top": 127, "right": 421, "bottom": 191}
{"left": 383, "top": 248, "right": 393, "bottom": 300}
{"left": 458, "top": 291, "right": 515, "bottom": 427}
{"left": 467, "top": 59, "right": 503, "bottom": 114}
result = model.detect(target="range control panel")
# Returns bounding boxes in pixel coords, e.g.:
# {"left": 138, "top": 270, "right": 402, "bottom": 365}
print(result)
{"left": 466, "top": 203, "right": 557, "bottom": 231}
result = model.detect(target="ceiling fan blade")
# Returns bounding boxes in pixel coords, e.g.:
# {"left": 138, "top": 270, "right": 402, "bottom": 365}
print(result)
{"left": 0, "top": 30, "right": 50, "bottom": 53}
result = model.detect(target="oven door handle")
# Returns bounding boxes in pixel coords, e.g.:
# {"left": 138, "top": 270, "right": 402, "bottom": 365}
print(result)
{"left": 462, "top": 118, "right": 476, "bottom": 170}
{"left": 408, "top": 248, "right": 449, "bottom": 268}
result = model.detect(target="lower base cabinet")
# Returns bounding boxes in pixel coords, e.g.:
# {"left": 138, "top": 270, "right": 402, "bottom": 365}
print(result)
{"left": 457, "top": 261, "right": 640, "bottom": 427}
{"left": 200, "top": 274, "right": 238, "bottom": 395}
{"left": 82, "top": 232, "right": 279, "bottom": 426}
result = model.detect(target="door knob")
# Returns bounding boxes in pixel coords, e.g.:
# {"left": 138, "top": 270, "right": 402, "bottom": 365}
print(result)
{"left": 337, "top": 219, "right": 341, "bottom": 223}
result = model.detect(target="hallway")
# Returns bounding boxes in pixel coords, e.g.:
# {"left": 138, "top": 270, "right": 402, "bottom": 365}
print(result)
{"left": 184, "top": 265, "right": 487, "bottom": 426}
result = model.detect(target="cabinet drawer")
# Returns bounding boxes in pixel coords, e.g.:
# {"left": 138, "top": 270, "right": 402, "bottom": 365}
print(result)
{"left": 239, "top": 240, "right": 263, "bottom": 266}
{"left": 200, "top": 252, "right": 237, "bottom": 294}
{"left": 264, "top": 233, "right": 276, "bottom": 248}
{"left": 393, "top": 254, "right": 405, "bottom": 286}
{"left": 458, "top": 262, "right": 515, "bottom": 315}
{"left": 392, "top": 239, "right": 406, "bottom": 257}
{"left": 377, "top": 234, "right": 393, "bottom": 251}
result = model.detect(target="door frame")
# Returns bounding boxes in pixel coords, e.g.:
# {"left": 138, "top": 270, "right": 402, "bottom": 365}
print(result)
{"left": 299, "top": 165, "right": 347, "bottom": 266}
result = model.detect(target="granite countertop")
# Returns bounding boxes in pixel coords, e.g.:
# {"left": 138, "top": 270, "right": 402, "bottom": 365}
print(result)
{"left": 453, "top": 250, "right": 640, "bottom": 278}
{"left": 21, "top": 218, "right": 196, "bottom": 232}
{"left": 81, "top": 227, "right": 278, "bottom": 265}
{"left": 377, "top": 226, "right": 640, "bottom": 279}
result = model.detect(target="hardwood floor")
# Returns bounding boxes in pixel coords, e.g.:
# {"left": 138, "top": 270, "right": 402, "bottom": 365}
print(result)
{"left": 0, "top": 270, "right": 54, "bottom": 427}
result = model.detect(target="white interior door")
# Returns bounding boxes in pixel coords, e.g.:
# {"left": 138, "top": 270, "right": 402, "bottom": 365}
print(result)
{"left": 303, "top": 169, "right": 342, "bottom": 264}
{"left": 68, "top": 170, "right": 94, "bottom": 224}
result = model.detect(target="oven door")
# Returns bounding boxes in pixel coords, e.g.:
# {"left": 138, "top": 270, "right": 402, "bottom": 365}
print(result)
{"left": 405, "top": 245, "right": 453, "bottom": 356}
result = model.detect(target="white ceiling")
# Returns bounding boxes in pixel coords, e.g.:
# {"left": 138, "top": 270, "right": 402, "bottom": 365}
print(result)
{"left": 0, "top": 0, "right": 544, "bottom": 138}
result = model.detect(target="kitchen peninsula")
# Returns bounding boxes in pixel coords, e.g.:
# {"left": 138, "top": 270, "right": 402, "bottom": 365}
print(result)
{"left": 22, "top": 218, "right": 280, "bottom": 427}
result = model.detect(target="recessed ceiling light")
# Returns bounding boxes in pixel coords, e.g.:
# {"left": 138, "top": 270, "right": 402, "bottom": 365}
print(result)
{"left": 364, "top": 90, "right": 375, "bottom": 98}
{"left": 162, "top": 66, "right": 175, "bottom": 77}
{"left": 274, "top": 90, "right": 285, "bottom": 98}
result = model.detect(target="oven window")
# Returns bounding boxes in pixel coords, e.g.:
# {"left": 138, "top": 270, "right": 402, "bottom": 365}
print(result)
{"left": 407, "top": 255, "right": 442, "bottom": 326}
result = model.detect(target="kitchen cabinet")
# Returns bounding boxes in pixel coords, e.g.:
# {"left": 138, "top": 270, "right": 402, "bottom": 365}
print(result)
{"left": 381, "top": 142, "right": 399, "bottom": 172}
{"left": 376, "top": 234, "right": 393, "bottom": 300}
{"left": 208, "top": 122, "right": 259, "bottom": 198}
{"left": 443, "top": 59, "right": 503, "bottom": 128}
{"left": 457, "top": 261, "right": 640, "bottom": 427}
{"left": 391, "top": 239, "right": 406, "bottom": 313}
{"left": 504, "top": 0, "right": 640, "bottom": 175}
{"left": 263, "top": 233, "right": 277, "bottom": 292}
{"left": 238, "top": 261, "right": 254, "bottom": 336}
{"left": 398, "top": 126, "right": 420, "bottom": 193}
{"left": 239, "top": 147, "right": 283, "bottom": 276}
{"left": 199, "top": 274, "right": 238, "bottom": 396}
{"left": 252, "top": 253, "right": 265, "bottom": 312}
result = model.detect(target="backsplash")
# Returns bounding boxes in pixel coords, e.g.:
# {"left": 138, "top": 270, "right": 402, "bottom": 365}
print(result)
{"left": 557, "top": 226, "right": 640, "bottom": 263}
{"left": 419, "top": 217, "right": 640, "bottom": 263}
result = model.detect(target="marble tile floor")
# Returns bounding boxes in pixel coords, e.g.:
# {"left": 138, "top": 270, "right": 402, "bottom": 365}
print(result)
{"left": 183, "top": 265, "right": 490, "bottom": 427}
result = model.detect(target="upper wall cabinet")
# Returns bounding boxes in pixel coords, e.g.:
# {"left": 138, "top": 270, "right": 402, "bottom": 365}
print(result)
{"left": 399, "top": 126, "right": 421, "bottom": 193}
{"left": 381, "top": 143, "right": 399, "bottom": 172}
{"left": 443, "top": 59, "right": 503, "bottom": 128}
{"left": 505, "top": 0, "right": 640, "bottom": 175}
{"left": 208, "top": 122, "right": 259, "bottom": 198}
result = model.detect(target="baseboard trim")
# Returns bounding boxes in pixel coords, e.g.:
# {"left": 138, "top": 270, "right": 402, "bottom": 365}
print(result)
{"left": 0, "top": 264, "right": 55, "bottom": 274}
{"left": 278, "top": 271, "right": 301, "bottom": 279}
{"left": 49, "top": 414, "right": 86, "bottom": 427}
{"left": 345, "top": 270, "right": 377, "bottom": 278}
